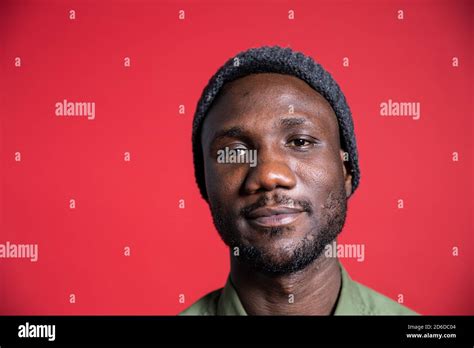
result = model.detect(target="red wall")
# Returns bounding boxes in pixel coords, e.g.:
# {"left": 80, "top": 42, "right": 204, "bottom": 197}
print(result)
{"left": 1, "top": 0, "right": 472, "bottom": 315}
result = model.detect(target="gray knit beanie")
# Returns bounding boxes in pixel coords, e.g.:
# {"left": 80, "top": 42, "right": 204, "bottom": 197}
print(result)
{"left": 192, "top": 46, "right": 360, "bottom": 202}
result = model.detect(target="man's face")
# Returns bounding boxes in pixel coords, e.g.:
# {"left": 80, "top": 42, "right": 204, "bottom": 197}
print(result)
{"left": 201, "top": 73, "right": 352, "bottom": 275}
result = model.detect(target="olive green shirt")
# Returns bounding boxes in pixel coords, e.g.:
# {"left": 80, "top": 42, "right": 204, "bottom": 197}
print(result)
{"left": 179, "top": 262, "right": 418, "bottom": 315}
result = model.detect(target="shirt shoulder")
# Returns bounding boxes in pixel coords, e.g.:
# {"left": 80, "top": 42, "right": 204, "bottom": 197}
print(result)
{"left": 178, "top": 288, "right": 223, "bottom": 315}
{"left": 351, "top": 279, "right": 418, "bottom": 315}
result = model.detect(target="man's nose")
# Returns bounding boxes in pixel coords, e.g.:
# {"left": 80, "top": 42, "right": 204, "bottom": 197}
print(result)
{"left": 243, "top": 152, "right": 297, "bottom": 194}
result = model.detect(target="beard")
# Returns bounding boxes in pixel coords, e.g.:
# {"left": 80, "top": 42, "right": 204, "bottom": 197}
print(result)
{"left": 209, "top": 186, "right": 348, "bottom": 276}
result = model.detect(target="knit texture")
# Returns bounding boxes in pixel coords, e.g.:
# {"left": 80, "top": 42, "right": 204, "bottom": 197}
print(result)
{"left": 192, "top": 46, "right": 360, "bottom": 201}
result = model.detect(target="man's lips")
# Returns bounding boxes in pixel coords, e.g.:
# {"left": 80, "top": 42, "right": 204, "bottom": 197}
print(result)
{"left": 245, "top": 206, "right": 305, "bottom": 228}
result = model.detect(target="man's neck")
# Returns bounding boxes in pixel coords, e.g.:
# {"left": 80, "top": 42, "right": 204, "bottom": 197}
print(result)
{"left": 230, "top": 254, "right": 342, "bottom": 315}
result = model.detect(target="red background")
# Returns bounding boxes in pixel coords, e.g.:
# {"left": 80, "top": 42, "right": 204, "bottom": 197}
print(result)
{"left": 1, "top": 0, "right": 472, "bottom": 315}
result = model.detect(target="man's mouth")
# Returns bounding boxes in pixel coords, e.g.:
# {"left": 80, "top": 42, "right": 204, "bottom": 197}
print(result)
{"left": 245, "top": 206, "right": 305, "bottom": 228}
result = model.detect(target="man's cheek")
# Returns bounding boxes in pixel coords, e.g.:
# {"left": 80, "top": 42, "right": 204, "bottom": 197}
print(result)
{"left": 210, "top": 166, "right": 245, "bottom": 193}
{"left": 303, "top": 161, "right": 342, "bottom": 190}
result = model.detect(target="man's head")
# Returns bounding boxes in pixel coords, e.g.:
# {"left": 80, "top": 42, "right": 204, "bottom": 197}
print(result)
{"left": 192, "top": 46, "right": 360, "bottom": 276}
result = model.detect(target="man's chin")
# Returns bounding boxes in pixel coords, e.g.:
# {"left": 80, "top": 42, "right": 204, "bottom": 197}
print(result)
{"left": 232, "top": 241, "right": 322, "bottom": 276}
{"left": 237, "top": 222, "right": 315, "bottom": 246}
{"left": 235, "top": 226, "right": 317, "bottom": 252}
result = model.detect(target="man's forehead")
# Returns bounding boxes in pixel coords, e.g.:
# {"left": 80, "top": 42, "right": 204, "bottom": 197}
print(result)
{"left": 204, "top": 73, "right": 338, "bottom": 133}
{"left": 219, "top": 73, "right": 329, "bottom": 105}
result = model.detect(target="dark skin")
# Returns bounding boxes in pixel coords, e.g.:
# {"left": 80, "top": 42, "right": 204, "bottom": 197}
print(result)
{"left": 201, "top": 73, "right": 353, "bottom": 315}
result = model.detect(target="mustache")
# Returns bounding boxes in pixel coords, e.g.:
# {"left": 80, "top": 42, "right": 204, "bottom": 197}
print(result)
{"left": 240, "top": 194, "right": 313, "bottom": 217}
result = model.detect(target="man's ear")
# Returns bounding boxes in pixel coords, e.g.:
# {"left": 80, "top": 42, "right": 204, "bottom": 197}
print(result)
{"left": 340, "top": 149, "right": 352, "bottom": 198}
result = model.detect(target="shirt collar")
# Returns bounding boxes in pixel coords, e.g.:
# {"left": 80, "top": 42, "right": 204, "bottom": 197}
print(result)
{"left": 216, "top": 262, "right": 366, "bottom": 315}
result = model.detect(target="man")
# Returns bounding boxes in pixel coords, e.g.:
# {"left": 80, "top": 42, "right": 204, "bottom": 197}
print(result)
{"left": 181, "top": 46, "right": 417, "bottom": 315}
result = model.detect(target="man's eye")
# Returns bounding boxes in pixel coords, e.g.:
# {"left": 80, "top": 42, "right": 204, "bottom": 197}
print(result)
{"left": 288, "top": 138, "right": 313, "bottom": 147}
{"left": 223, "top": 144, "right": 249, "bottom": 155}
{"left": 233, "top": 147, "right": 247, "bottom": 156}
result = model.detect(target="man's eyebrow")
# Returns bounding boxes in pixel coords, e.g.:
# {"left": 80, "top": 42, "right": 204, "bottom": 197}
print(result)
{"left": 210, "top": 126, "right": 246, "bottom": 144}
{"left": 278, "top": 117, "right": 310, "bottom": 128}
